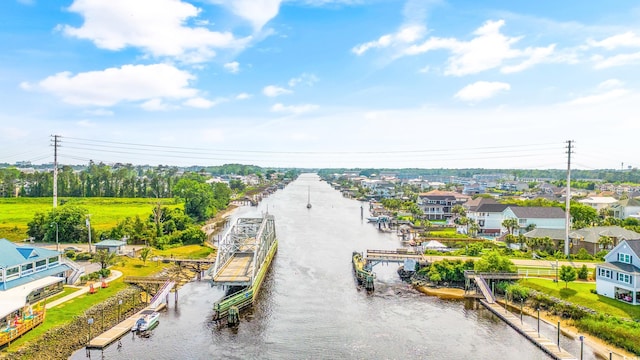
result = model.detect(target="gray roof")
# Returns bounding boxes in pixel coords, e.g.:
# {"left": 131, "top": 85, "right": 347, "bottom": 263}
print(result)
{"left": 94, "top": 239, "right": 127, "bottom": 247}
{"left": 626, "top": 239, "right": 640, "bottom": 257}
{"left": 476, "top": 203, "right": 510, "bottom": 213}
{"left": 523, "top": 226, "right": 640, "bottom": 243}
{"left": 599, "top": 261, "right": 640, "bottom": 274}
{"left": 523, "top": 228, "right": 565, "bottom": 239}
{"left": 508, "top": 206, "right": 565, "bottom": 219}
{"left": 0, "top": 239, "right": 60, "bottom": 268}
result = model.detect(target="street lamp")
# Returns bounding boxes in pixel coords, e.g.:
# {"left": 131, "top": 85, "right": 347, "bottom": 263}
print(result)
{"left": 87, "top": 317, "right": 94, "bottom": 346}
{"left": 51, "top": 222, "right": 59, "bottom": 252}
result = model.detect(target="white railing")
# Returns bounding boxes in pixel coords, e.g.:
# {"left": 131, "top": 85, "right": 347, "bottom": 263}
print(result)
{"left": 149, "top": 280, "right": 175, "bottom": 310}
{"left": 517, "top": 269, "right": 556, "bottom": 277}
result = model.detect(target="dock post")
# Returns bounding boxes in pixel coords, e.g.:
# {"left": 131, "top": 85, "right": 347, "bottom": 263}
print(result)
{"left": 579, "top": 336, "right": 584, "bottom": 360}
{"left": 228, "top": 306, "right": 239, "bottom": 327}
{"left": 520, "top": 299, "right": 523, "bottom": 324}
{"left": 557, "top": 321, "right": 560, "bottom": 350}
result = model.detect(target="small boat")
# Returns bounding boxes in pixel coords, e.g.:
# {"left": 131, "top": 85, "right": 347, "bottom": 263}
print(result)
{"left": 131, "top": 310, "right": 160, "bottom": 332}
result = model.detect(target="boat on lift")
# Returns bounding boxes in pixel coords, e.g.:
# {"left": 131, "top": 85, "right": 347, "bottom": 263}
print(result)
{"left": 131, "top": 310, "right": 160, "bottom": 332}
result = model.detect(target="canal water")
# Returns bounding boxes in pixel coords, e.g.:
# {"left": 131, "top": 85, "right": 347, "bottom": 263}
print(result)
{"left": 73, "top": 173, "right": 598, "bottom": 360}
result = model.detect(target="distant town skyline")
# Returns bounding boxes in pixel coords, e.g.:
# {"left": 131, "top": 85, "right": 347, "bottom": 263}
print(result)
{"left": 1, "top": 1, "right": 639, "bottom": 169}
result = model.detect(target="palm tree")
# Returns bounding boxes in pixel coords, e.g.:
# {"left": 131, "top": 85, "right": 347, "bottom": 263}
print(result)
{"left": 598, "top": 236, "right": 613, "bottom": 251}
{"left": 91, "top": 249, "right": 117, "bottom": 270}
{"left": 502, "top": 218, "right": 519, "bottom": 235}
{"left": 139, "top": 247, "right": 152, "bottom": 265}
{"left": 468, "top": 220, "right": 480, "bottom": 238}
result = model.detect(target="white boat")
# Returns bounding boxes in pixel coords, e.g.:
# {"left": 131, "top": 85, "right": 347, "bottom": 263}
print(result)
{"left": 367, "top": 215, "right": 390, "bottom": 223}
{"left": 131, "top": 310, "right": 160, "bottom": 332}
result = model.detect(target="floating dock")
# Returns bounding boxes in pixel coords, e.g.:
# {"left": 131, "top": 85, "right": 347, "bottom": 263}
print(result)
{"left": 209, "top": 215, "right": 277, "bottom": 324}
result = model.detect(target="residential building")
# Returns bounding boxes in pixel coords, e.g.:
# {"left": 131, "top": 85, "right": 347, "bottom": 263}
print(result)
{"left": 523, "top": 226, "right": 640, "bottom": 255}
{"left": 596, "top": 239, "right": 640, "bottom": 305}
{"left": 611, "top": 198, "right": 640, "bottom": 219}
{"left": 578, "top": 196, "right": 618, "bottom": 212}
{"left": 94, "top": 239, "right": 127, "bottom": 254}
{"left": 469, "top": 203, "right": 511, "bottom": 235}
{"left": 502, "top": 206, "right": 566, "bottom": 234}
{"left": 417, "top": 190, "right": 469, "bottom": 220}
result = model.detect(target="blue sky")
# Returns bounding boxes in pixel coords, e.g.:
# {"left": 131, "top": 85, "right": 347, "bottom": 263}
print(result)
{"left": 1, "top": 0, "right": 640, "bottom": 169}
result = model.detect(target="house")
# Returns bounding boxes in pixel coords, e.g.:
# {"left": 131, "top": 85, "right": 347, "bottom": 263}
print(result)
{"left": 468, "top": 203, "right": 510, "bottom": 236}
{"left": 463, "top": 197, "right": 498, "bottom": 212}
{"left": 502, "top": 206, "right": 566, "bottom": 234}
{"left": 578, "top": 196, "right": 618, "bottom": 212}
{"left": 0, "top": 239, "right": 70, "bottom": 329}
{"left": 417, "top": 190, "right": 469, "bottom": 220}
{"left": 595, "top": 239, "right": 640, "bottom": 305}
{"left": 523, "top": 226, "right": 640, "bottom": 255}
{"left": 611, "top": 198, "right": 640, "bottom": 219}
{"left": 94, "top": 239, "right": 127, "bottom": 254}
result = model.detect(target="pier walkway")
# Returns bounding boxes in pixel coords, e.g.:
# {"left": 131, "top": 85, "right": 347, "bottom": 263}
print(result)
{"left": 481, "top": 300, "right": 577, "bottom": 360}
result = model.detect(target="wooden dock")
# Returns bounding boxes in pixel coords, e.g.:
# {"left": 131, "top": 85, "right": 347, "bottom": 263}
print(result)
{"left": 87, "top": 307, "right": 152, "bottom": 349}
{"left": 481, "top": 300, "right": 577, "bottom": 360}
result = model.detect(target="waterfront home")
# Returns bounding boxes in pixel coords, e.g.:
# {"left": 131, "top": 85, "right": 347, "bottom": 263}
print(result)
{"left": 468, "top": 203, "right": 510, "bottom": 236}
{"left": 0, "top": 239, "right": 70, "bottom": 332}
{"left": 501, "top": 206, "right": 566, "bottom": 235}
{"left": 595, "top": 239, "right": 640, "bottom": 305}
{"left": 417, "top": 190, "right": 469, "bottom": 220}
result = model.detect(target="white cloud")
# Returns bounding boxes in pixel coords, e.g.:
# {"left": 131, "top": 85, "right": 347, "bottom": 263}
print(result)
{"left": 183, "top": 97, "right": 227, "bottom": 108}
{"left": 141, "top": 98, "right": 172, "bottom": 111}
{"left": 224, "top": 61, "right": 240, "bottom": 73}
{"left": 404, "top": 20, "right": 557, "bottom": 76}
{"left": 589, "top": 31, "right": 640, "bottom": 50}
{"left": 209, "top": 0, "right": 282, "bottom": 31}
{"left": 200, "top": 128, "right": 224, "bottom": 142}
{"left": 288, "top": 73, "right": 319, "bottom": 87}
{"left": 454, "top": 81, "right": 510, "bottom": 102}
{"left": 26, "top": 63, "right": 198, "bottom": 107}
{"left": 263, "top": 85, "right": 292, "bottom": 97}
{"left": 62, "top": 0, "right": 251, "bottom": 62}
{"left": 592, "top": 52, "right": 640, "bottom": 69}
{"left": 236, "top": 93, "right": 252, "bottom": 100}
{"left": 568, "top": 89, "right": 629, "bottom": 106}
{"left": 598, "top": 79, "right": 623, "bottom": 90}
{"left": 352, "top": 25, "right": 426, "bottom": 55}
{"left": 83, "top": 109, "right": 113, "bottom": 116}
{"left": 271, "top": 103, "right": 318, "bottom": 114}
{"left": 77, "top": 120, "right": 96, "bottom": 127}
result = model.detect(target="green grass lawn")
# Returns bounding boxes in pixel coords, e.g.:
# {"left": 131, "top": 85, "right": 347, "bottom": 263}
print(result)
{"left": 520, "top": 278, "right": 640, "bottom": 320}
{"left": 45, "top": 286, "right": 82, "bottom": 303}
{"left": 0, "top": 197, "right": 182, "bottom": 241}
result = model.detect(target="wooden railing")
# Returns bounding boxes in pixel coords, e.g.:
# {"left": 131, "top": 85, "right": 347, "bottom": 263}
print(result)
{"left": 0, "top": 311, "right": 46, "bottom": 347}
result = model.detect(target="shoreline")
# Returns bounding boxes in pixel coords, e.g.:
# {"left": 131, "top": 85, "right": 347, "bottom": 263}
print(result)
{"left": 414, "top": 285, "right": 636, "bottom": 359}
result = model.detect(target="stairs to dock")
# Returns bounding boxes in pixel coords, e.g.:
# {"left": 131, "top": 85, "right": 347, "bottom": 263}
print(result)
{"left": 474, "top": 276, "right": 495, "bottom": 304}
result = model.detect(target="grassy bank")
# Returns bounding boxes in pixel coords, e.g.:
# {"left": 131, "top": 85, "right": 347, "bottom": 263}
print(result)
{"left": 0, "top": 197, "right": 182, "bottom": 241}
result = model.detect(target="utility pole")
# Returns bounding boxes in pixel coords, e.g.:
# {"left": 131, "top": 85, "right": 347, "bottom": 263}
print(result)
{"left": 86, "top": 215, "right": 92, "bottom": 253}
{"left": 564, "top": 140, "right": 574, "bottom": 257}
{"left": 51, "top": 135, "right": 61, "bottom": 209}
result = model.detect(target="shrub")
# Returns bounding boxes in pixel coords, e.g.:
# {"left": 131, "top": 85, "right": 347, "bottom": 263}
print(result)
{"left": 576, "top": 248, "right": 594, "bottom": 261}
{"left": 577, "top": 265, "right": 589, "bottom": 280}
{"left": 97, "top": 268, "right": 111, "bottom": 278}
{"left": 75, "top": 252, "right": 93, "bottom": 261}
{"left": 594, "top": 250, "right": 608, "bottom": 261}
{"left": 64, "top": 250, "right": 76, "bottom": 259}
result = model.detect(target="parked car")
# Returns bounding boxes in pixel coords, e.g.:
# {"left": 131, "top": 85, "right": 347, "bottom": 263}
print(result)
{"left": 64, "top": 246, "right": 82, "bottom": 252}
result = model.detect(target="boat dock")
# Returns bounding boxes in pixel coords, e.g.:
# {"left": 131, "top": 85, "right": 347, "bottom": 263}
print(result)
{"left": 480, "top": 300, "right": 577, "bottom": 360}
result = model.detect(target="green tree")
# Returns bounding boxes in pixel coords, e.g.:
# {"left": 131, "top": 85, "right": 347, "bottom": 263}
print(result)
{"left": 502, "top": 218, "right": 519, "bottom": 235}
{"left": 27, "top": 205, "right": 90, "bottom": 244}
{"left": 577, "top": 264, "right": 589, "bottom": 280}
{"left": 139, "top": 247, "right": 152, "bottom": 265}
{"left": 559, "top": 265, "right": 577, "bottom": 288}
{"left": 91, "top": 249, "right": 117, "bottom": 270}
{"left": 568, "top": 202, "right": 598, "bottom": 229}
{"left": 474, "top": 250, "right": 516, "bottom": 272}
{"left": 174, "top": 178, "right": 216, "bottom": 222}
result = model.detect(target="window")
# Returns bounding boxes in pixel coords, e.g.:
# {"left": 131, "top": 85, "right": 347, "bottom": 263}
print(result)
{"left": 618, "top": 253, "right": 632, "bottom": 264}
{"left": 518, "top": 219, "right": 527, "bottom": 225}
{"left": 6, "top": 266, "right": 19, "bottom": 277}
{"left": 35, "top": 259, "right": 47, "bottom": 271}
{"left": 598, "top": 268, "right": 612, "bottom": 278}
{"left": 617, "top": 273, "right": 632, "bottom": 284}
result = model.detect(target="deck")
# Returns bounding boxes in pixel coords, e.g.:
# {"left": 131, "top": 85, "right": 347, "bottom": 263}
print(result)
{"left": 212, "top": 252, "right": 255, "bottom": 285}
{"left": 87, "top": 307, "right": 151, "bottom": 349}
{"left": 481, "top": 300, "right": 577, "bottom": 360}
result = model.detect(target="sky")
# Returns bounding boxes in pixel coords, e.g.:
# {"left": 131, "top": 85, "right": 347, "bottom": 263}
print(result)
{"left": 1, "top": 0, "right": 640, "bottom": 170}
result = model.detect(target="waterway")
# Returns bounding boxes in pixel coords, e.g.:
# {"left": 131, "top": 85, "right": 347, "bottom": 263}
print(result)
{"left": 72, "top": 173, "right": 599, "bottom": 359}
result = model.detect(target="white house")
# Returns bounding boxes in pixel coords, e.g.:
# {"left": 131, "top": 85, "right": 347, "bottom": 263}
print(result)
{"left": 611, "top": 198, "right": 640, "bottom": 219}
{"left": 596, "top": 239, "right": 640, "bottom": 305}
{"left": 578, "top": 196, "right": 618, "bottom": 212}
{"left": 468, "top": 203, "right": 510, "bottom": 235}
{"left": 501, "top": 206, "right": 566, "bottom": 234}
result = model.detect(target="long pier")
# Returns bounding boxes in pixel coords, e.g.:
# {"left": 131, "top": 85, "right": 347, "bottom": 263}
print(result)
{"left": 209, "top": 215, "right": 278, "bottom": 324}
{"left": 481, "top": 300, "right": 577, "bottom": 360}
